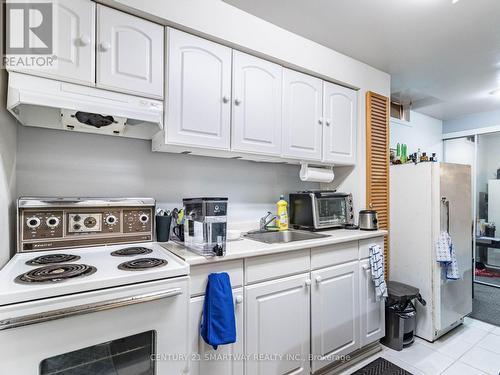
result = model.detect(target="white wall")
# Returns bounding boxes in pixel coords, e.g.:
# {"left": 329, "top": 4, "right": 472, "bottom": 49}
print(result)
{"left": 16, "top": 126, "right": 318, "bottom": 225}
{"left": 443, "top": 137, "right": 475, "bottom": 166}
{"left": 477, "top": 132, "right": 500, "bottom": 200}
{"left": 390, "top": 111, "right": 443, "bottom": 161}
{"left": 0, "top": 69, "right": 18, "bottom": 268}
{"left": 443, "top": 108, "right": 500, "bottom": 135}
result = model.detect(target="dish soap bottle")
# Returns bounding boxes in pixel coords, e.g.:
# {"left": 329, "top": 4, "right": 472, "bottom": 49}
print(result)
{"left": 276, "top": 195, "right": 289, "bottom": 231}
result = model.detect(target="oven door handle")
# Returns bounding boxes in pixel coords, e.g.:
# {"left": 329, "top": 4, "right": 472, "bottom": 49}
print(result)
{"left": 0, "top": 287, "right": 183, "bottom": 331}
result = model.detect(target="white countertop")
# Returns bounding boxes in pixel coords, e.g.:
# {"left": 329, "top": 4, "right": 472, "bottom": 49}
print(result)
{"left": 161, "top": 229, "right": 387, "bottom": 265}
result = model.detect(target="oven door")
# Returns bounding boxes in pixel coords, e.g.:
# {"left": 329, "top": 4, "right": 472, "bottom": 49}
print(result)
{"left": 314, "top": 196, "right": 350, "bottom": 228}
{"left": 0, "top": 277, "right": 189, "bottom": 375}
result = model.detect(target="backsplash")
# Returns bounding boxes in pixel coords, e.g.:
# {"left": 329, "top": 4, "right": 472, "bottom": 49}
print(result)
{"left": 16, "top": 126, "right": 319, "bottom": 224}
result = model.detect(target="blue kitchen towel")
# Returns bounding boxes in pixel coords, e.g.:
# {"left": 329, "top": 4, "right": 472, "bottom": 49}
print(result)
{"left": 200, "top": 272, "right": 236, "bottom": 350}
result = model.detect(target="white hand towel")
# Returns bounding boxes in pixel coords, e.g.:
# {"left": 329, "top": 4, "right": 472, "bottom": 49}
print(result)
{"left": 369, "top": 244, "right": 388, "bottom": 301}
{"left": 435, "top": 231, "right": 460, "bottom": 280}
{"left": 436, "top": 232, "right": 452, "bottom": 263}
{"left": 446, "top": 244, "right": 460, "bottom": 280}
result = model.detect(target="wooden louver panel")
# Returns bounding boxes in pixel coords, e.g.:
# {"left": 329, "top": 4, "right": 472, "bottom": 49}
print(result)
{"left": 366, "top": 91, "right": 390, "bottom": 276}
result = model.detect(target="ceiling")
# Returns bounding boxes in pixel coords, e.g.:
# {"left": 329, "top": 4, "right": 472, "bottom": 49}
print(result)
{"left": 223, "top": 0, "right": 500, "bottom": 121}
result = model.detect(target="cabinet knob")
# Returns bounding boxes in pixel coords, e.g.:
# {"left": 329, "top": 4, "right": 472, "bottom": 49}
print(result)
{"left": 234, "top": 98, "right": 242, "bottom": 106}
{"left": 99, "top": 42, "right": 111, "bottom": 52}
{"left": 318, "top": 118, "right": 323, "bottom": 125}
{"left": 325, "top": 119, "right": 331, "bottom": 126}
{"left": 315, "top": 276, "right": 322, "bottom": 284}
{"left": 222, "top": 96, "right": 229, "bottom": 104}
{"left": 78, "top": 35, "right": 91, "bottom": 47}
{"left": 305, "top": 279, "right": 312, "bottom": 286}
{"left": 235, "top": 295, "right": 243, "bottom": 304}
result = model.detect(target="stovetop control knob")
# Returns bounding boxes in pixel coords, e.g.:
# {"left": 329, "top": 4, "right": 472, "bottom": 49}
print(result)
{"left": 46, "top": 216, "right": 60, "bottom": 229}
{"left": 26, "top": 216, "right": 41, "bottom": 229}
{"left": 105, "top": 215, "right": 118, "bottom": 225}
{"left": 139, "top": 213, "right": 149, "bottom": 224}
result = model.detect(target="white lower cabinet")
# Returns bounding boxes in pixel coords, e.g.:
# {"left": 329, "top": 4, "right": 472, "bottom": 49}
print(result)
{"left": 359, "top": 258, "right": 385, "bottom": 346}
{"left": 311, "top": 261, "right": 360, "bottom": 373}
{"left": 189, "top": 288, "right": 244, "bottom": 375}
{"left": 245, "top": 273, "right": 311, "bottom": 375}
{"left": 188, "top": 239, "right": 386, "bottom": 375}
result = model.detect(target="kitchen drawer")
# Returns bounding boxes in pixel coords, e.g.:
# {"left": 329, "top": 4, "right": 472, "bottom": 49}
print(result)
{"left": 190, "top": 260, "right": 244, "bottom": 296}
{"left": 245, "top": 249, "right": 310, "bottom": 284}
{"left": 359, "top": 236, "right": 385, "bottom": 259}
{"left": 311, "top": 241, "right": 358, "bottom": 269}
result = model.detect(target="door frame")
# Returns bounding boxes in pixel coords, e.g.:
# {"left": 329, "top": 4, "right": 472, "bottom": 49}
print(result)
{"left": 443, "top": 132, "right": 500, "bottom": 289}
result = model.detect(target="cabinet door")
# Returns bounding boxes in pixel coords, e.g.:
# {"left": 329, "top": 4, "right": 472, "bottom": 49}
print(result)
{"left": 311, "top": 261, "right": 360, "bottom": 373}
{"left": 282, "top": 69, "right": 323, "bottom": 161}
{"left": 245, "top": 273, "right": 310, "bottom": 375}
{"left": 189, "top": 289, "right": 244, "bottom": 375}
{"left": 96, "top": 5, "right": 164, "bottom": 98}
{"left": 11, "top": 0, "right": 95, "bottom": 85}
{"left": 232, "top": 51, "right": 282, "bottom": 156}
{"left": 359, "top": 258, "right": 385, "bottom": 347}
{"left": 166, "top": 28, "right": 232, "bottom": 150}
{"left": 323, "top": 82, "right": 357, "bottom": 164}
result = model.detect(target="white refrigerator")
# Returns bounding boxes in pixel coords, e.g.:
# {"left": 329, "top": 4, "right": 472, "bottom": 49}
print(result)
{"left": 390, "top": 162, "right": 472, "bottom": 342}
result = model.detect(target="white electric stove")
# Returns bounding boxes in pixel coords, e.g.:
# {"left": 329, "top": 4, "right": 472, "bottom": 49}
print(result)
{"left": 0, "top": 241, "right": 189, "bottom": 305}
{"left": 0, "top": 198, "right": 190, "bottom": 375}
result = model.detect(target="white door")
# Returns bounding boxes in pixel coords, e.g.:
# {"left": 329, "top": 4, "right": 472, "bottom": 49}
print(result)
{"left": 282, "top": 69, "right": 323, "bottom": 161}
{"left": 189, "top": 288, "right": 244, "bottom": 375}
{"left": 245, "top": 273, "right": 311, "bottom": 375}
{"left": 232, "top": 51, "right": 282, "bottom": 156}
{"left": 96, "top": 5, "right": 164, "bottom": 98}
{"left": 311, "top": 261, "right": 360, "bottom": 373}
{"left": 11, "top": 0, "right": 95, "bottom": 85}
{"left": 359, "top": 258, "right": 385, "bottom": 347}
{"left": 323, "top": 82, "right": 357, "bottom": 164}
{"left": 166, "top": 28, "right": 232, "bottom": 150}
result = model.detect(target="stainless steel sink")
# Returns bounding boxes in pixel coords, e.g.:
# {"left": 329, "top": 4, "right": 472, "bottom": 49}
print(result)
{"left": 244, "top": 230, "right": 329, "bottom": 244}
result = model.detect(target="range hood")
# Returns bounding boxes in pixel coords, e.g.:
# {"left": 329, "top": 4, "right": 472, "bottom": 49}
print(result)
{"left": 7, "top": 72, "right": 163, "bottom": 139}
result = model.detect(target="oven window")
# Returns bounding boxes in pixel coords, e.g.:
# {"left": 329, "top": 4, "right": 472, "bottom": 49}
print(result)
{"left": 40, "top": 330, "right": 156, "bottom": 375}
{"left": 317, "top": 197, "right": 347, "bottom": 224}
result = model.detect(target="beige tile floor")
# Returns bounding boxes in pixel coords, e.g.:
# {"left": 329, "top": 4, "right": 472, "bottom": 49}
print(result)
{"left": 341, "top": 318, "right": 500, "bottom": 375}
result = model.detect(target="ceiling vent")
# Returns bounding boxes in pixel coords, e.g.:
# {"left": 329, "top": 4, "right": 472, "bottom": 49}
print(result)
{"left": 390, "top": 101, "right": 411, "bottom": 122}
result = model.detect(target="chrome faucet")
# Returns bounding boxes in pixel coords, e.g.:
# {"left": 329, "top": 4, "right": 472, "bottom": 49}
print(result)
{"left": 260, "top": 211, "right": 278, "bottom": 231}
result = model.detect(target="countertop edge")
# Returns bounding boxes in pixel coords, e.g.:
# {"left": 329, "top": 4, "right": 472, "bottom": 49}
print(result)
{"left": 161, "top": 229, "right": 387, "bottom": 266}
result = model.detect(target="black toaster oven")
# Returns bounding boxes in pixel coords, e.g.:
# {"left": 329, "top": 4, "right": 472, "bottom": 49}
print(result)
{"left": 289, "top": 191, "right": 354, "bottom": 230}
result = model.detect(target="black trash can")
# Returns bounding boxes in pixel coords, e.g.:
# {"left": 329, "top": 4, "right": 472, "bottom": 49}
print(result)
{"left": 381, "top": 281, "right": 426, "bottom": 351}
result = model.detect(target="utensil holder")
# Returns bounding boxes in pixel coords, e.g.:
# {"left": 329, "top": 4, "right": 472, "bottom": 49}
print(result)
{"left": 156, "top": 215, "right": 172, "bottom": 242}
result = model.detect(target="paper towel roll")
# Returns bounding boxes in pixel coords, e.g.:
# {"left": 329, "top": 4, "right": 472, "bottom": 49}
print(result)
{"left": 299, "top": 163, "right": 335, "bottom": 183}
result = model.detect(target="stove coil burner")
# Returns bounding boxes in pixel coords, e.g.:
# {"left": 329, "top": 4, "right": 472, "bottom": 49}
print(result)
{"left": 118, "top": 258, "right": 168, "bottom": 271}
{"left": 15, "top": 264, "right": 97, "bottom": 284}
{"left": 25, "top": 254, "right": 81, "bottom": 266}
{"left": 110, "top": 247, "right": 153, "bottom": 257}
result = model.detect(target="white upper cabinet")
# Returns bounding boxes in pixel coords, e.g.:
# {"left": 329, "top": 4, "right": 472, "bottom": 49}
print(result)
{"left": 282, "top": 69, "right": 323, "bottom": 161}
{"left": 311, "top": 261, "right": 360, "bottom": 373}
{"left": 96, "top": 5, "right": 164, "bottom": 99}
{"left": 231, "top": 51, "right": 282, "bottom": 156}
{"left": 322, "top": 82, "right": 357, "bottom": 164}
{"left": 166, "top": 28, "right": 232, "bottom": 150}
{"left": 359, "top": 258, "right": 385, "bottom": 346}
{"left": 11, "top": 0, "right": 95, "bottom": 85}
{"left": 245, "top": 274, "right": 311, "bottom": 375}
